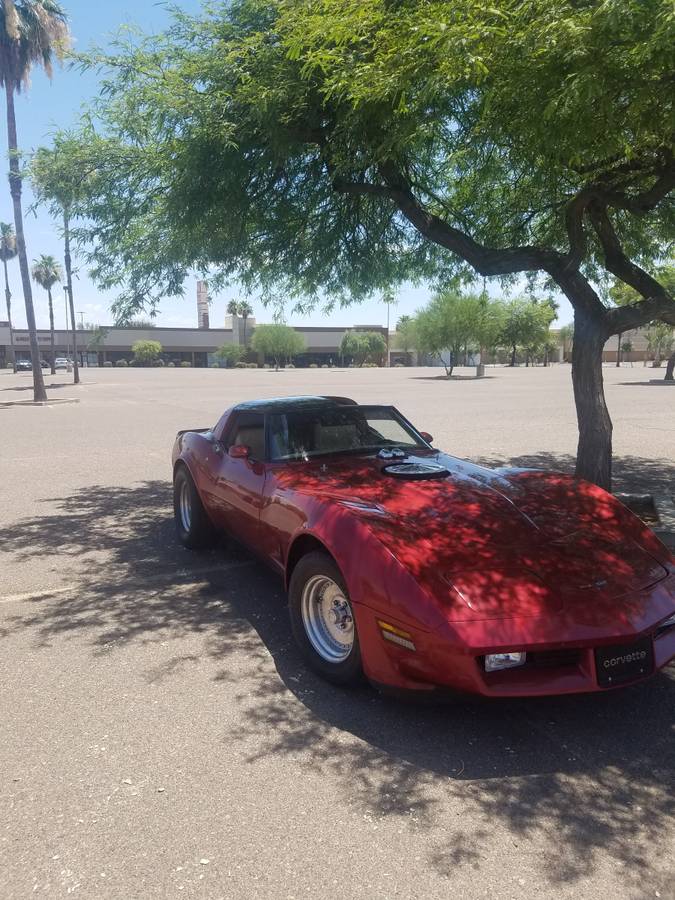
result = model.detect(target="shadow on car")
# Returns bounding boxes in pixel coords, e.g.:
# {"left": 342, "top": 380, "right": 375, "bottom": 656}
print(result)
{"left": 0, "top": 472, "right": 673, "bottom": 886}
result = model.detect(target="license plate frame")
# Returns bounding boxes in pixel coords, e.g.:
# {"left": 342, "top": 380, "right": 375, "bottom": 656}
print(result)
{"left": 594, "top": 637, "right": 654, "bottom": 688}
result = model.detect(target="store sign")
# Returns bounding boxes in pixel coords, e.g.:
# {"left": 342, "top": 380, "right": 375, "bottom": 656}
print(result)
{"left": 13, "top": 335, "right": 54, "bottom": 344}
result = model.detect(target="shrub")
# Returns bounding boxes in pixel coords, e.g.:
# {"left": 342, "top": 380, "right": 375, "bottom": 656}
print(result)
{"left": 103, "top": 360, "right": 113, "bottom": 367}
{"left": 246, "top": 362, "right": 258, "bottom": 368}
{"left": 363, "top": 362, "right": 378, "bottom": 367}
{"left": 309, "top": 363, "right": 318, "bottom": 368}
{"left": 235, "top": 361, "right": 247, "bottom": 368}
{"left": 180, "top": 361, "right": 192, "bottom": 367}
{"left": 154, "top": 358, "right": 165, "bottom": 367}
{"left": 287, "top": 363, "right": 295, "bottom": 368}
{"left": 115, "top": 358, "right": 128, "bottom": 367}
{"left": 394, "top": 362, "right": 405, "bottom": 367}
{"left": 167, "top": 361, "right": 175, "bottom": 367}
{"left": 132, "top": 339, "right": 162, "bottom": 365}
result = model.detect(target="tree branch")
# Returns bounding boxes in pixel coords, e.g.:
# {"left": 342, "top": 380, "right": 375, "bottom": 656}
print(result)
{"left": 588, "top": 199, "right": 675, "bottom": 331}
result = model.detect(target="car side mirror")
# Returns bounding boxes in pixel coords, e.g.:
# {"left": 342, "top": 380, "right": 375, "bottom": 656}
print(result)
{"left": 420, "top": 431, "right": 433, "bottom": 444}
{"left": 228, "top": 444, "right": 250, "bottom": 459}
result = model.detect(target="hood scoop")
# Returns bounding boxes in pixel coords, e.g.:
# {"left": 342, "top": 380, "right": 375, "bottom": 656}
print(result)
{"left": 382, "top": 461, "right": 450, "bottom": 480}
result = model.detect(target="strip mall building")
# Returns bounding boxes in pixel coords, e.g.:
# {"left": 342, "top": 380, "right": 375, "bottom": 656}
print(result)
{"left": 0, "top": 316, "right": 390, "bottom": 369}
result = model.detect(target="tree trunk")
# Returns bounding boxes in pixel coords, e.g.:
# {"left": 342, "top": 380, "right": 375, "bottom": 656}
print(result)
{"left": 47, "top": 288, "right": 56, "bottom": 374}
{"left": 615, "top": 332, "right": 622, "bottom": 366}
{"left": 510, "top": 343, "right": 516, "bottom": 367}
{"left": 571, "top": 312, "right": 612, "bottom": 490}
{"left": 63, "top": 211, "right": 80, "bottom": 384}
{"left": 5, "top": 84, "right": 47, "bottom": 401}
{"left": 665, "top": 352, "right": 675, "bottom": 382}
{"left": 3, "top": 256, "right": 16, "bottom": 371}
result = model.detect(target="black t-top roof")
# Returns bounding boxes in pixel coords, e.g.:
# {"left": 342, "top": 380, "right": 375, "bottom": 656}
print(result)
{"left": 232, "top": 395, "right": 357, "bottom": 414}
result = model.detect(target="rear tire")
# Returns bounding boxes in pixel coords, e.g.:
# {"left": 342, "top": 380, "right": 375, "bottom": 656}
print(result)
{"left": 173, "top": 465, "right": 218, "bottom": 549}
{"left": 288, "top": 551, "right": 363, "bottom": 686}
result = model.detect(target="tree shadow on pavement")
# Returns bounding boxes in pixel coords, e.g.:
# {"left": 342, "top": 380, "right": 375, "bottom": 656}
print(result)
{"left": 474, "top": 450, "right": 675, "bottom": 499}
{"left": 0, "top": 476, "right": 673, "bottom": 889}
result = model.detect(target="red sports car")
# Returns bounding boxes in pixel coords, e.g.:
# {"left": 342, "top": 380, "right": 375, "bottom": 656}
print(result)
{"left": 172, "top": 395, "right": 675, "bottom": 697}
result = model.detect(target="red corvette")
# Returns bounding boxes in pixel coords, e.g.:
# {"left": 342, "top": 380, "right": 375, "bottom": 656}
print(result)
{"left": 172, "top": 395, "right": 675, "bottom": 697}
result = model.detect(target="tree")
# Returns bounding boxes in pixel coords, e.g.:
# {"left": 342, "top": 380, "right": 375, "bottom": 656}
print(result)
{"left": 0, "top": 221, "right": 17, "bottom": 370}
{"left": 558, "top": 325, "right": 574, "bottom": 363}
{"left": 415, "top": 291, "right": 500, "bottom": 375}
{"left": 31, "top": 136, "right": 83, "bottom": 385}
{"left": 251, "top": 323, "right": 304, "bottom": 370}
{"left": 227, "top": 298, "right": 254, "bottom": 346}
{"left": 608, "top": 280, "right": 640, "bottom": 367}
{"left": 87, "top": 325, "right": 108, "bottom": 359}
{"left": 645, "top": 322, "right": 674, "bottom": 368}
{"left": 46, "top": 1, "right": 675, "bottom": 488}
{"left": 120, "top": 317, "right": 156, "bottom": 329}
{"left": 216, "top": 343, "right": 245, "bottom": 367}
{"left": 498, "top": 299, "right": 555, "bottom": 367}
{"left": 340, "top": 330, "right": 385, "bottom": 367}
{"left": 31, "top": 254, "right": 62, "bottom": 374}
{"left": 238, "top": 300, "right": 253, "bottom": 347}
{"left": 394, "top": 315, "right": 416, "bottom": 360}
{"left": 132, "top": 339, "right": 162, "bottom": 366}
{"left": 1, "top": 0, "right": 68, "bottom": 400}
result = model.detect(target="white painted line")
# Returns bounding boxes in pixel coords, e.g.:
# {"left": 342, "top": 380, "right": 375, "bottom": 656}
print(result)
{"left": 0, "top": 587, "right": 72, "bottom": 605}
{"left": 0, "top": 560, "right": 256, "bottom": 605}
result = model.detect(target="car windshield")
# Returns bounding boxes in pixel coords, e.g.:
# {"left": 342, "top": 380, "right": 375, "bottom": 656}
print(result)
{"left": 268, "top": 405, "right": 426, "bottom": 461}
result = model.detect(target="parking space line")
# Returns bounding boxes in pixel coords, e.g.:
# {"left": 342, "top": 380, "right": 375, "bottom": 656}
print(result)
{"left": 0, "top": 560, "right": 257, "bottom": 605}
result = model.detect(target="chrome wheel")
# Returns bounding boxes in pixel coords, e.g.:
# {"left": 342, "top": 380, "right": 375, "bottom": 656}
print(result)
{"left": 179, "top": 480, "right": 192, "bottom": 532}
{"left": 300, "top": 575, "right": 354, "bottom": 663}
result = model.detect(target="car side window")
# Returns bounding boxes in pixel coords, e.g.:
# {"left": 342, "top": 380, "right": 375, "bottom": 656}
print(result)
{"left": 225, "top": 412, "right": 266, "bottom": 460}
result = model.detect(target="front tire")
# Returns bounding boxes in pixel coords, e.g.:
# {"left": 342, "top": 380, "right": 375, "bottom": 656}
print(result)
{"left": 173, "top": 465, "right": 217, "bottom": 549}
{"left": 288, "top": 552, "right": 363, "bottom": 685}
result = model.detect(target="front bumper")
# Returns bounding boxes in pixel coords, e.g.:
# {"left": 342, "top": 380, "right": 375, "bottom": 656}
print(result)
{"left": 356, "top": 577, "right": 675, "bottom": 697}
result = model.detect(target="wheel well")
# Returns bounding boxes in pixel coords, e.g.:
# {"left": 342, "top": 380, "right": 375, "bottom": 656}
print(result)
{"left": 285, "top": 533, "right": 333, "bottom": 588}
{"left": 173, "top": 459, "right": 189, "bottom": 480}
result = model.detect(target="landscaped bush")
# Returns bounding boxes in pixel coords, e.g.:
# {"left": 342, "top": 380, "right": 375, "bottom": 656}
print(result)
{"left": 246, "top": 362, "right": 258, "bottom": 368}
{"left": 154, "top": 358, "right": 165, "bottom": 367}
{"left": 263, "top": 363, "right": 271, "bottom": 369}
{"left": 103, "top": 360, "right": 113, "bottom": 367}
{"left": 115, "top": 359, "right": 128, "bottom": 367}
{"left": 287, "top": 363, "right": 295, "bottom": 368}
{"left": 321, "top": 364, "right": 329, "bottom": 368}
{"left": 394, "top": 362, "right": 405, "bottom": 367}
{"left": 167, "top": 361, "right": 175, "bottom": 367}
{"left": 180, "top": 361, "right": 192, "bottom": 367}
{"left": 235, "top": 361, "right": 247, "bottom": 368}
{"left": 363, "top": 362, "right": 378, "bottom": 367}
{"left": 309, "top": 363, "right": 318, "bottom": 368}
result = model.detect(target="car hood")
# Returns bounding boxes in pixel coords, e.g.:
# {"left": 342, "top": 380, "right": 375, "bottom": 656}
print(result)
{"left": 277, "top": 452, "right": 669, "bottom": 624}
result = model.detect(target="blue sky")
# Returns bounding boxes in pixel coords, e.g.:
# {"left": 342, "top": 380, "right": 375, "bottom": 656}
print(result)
{"left": 4, "top": 0, "right": 572, "bottom": 332}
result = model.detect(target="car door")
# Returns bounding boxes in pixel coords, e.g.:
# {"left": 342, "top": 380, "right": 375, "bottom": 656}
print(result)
{"left": 210, "top": 411, "right": 267, "bottom": 549}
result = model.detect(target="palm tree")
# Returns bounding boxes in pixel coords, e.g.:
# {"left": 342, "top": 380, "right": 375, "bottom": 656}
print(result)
{"left": 0, "top": 0, "right": 69, "bottom": 401}
{"left": 31, "top": 253, "right": 61, "bottom": 374}
{"left": 238, "top": 300, "right": 253, "bottom": 347}
{"left": 0, "top": 220, "right": 17, "bottom": 370}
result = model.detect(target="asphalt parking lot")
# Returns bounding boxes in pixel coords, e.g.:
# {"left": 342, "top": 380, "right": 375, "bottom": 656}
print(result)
{"left": 1, "top": 364, "right": 674, "bottom": 899}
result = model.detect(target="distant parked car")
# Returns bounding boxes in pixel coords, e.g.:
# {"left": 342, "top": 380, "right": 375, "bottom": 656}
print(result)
{"left": 15, "top": 359, "right": 31, "bottom": 371}
{"left": 54, "top": 357, "right": 71, "bottom": 370}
